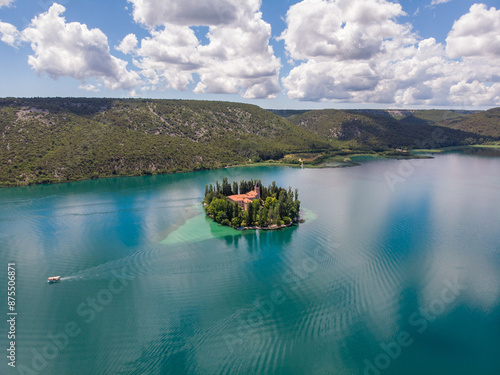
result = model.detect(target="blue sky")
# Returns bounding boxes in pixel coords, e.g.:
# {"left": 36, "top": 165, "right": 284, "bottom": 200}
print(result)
{"left": 1, "top": 0, "right": 499, "bottom": 109}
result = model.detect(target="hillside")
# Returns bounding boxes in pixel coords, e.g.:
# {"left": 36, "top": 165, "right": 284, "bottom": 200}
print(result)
{"left": 0, "top": 98, "right": 330, "bottom": 186}
{"left": 2, "top": 98, "right": 498, "bottom": 187}
{"left": 437, "top": 108, "right": 500, "bottom": 139}
{"left": 286, "top": 108, "right": 499, "bottom": 150}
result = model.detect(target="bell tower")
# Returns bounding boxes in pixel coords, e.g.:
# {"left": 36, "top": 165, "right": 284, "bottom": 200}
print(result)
{"left": 254, "top": 184, "right": 260, "bottom": 199}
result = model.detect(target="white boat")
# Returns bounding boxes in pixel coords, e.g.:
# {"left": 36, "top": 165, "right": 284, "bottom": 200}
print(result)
{"left": 47, "top": 276, "right": 61, "bottom": 283}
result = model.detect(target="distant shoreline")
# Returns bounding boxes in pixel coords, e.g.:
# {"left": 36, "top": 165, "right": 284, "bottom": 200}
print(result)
{"left": 411, "top": 144, "right": 500, "bottom": 153}
{"left": 225, "top": 151, "right": 433, "bottom": 170}
{"left": 1, "top": 145, "right": 498, "bottom": 188}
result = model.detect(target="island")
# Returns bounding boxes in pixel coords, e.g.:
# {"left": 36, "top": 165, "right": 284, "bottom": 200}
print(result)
{"left": 203, "top": 178, "right": 301, "bottom": 230}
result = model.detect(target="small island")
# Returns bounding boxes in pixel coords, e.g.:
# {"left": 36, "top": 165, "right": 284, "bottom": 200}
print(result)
{"left": 203, "top": 178, "right": 301, "bottom": 230}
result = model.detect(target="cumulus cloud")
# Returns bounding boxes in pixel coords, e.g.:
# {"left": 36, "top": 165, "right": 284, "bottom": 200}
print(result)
{"left": 0, "top": 21, "right": 21, "bottom": 46}
{"left": 78, "top": 83, "right": 100, "bottom": 92}
{"left": 278, "top": 0, "right": 412, "bottom": 61}
{"left": 22, "top": 3, "right": 140, "bottom": 90}
{"left": 116, "top": 33, "right": 138, "bottom": 55}
{"left": 446, "top": 4, "right": 500, "bottom": 58}
{"left": 126, "top": 0, "right": 281, "bottom": 98}
{"left": 280, "top": 0, "right": 415, "bottom": 102}
{"left": 128, "top": 0, "right": 247, "bottom": 28}
{"left": 449, "top": 80, "right": 500, "bottom": 107}
{"left": 280, "top": 0, "right": 500, "bottom": 106}
{"left": 133, "top": 24, "right": 201, "bottom": 91}
{"left": 0, "top": 0, "right": 15, "bottom": 8}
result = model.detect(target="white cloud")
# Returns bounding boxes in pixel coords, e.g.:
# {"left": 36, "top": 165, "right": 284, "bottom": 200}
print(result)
{"left": 0, "top": 21, "right": 21, "bottom": 46}
{"left": 132, "top": 24, "right": 201, "bottom": 91}
{"left": 0, "top": 0, "right": 15, "bottom": 8}
{"left": 126, "top": 0, "right": 281, "bottom": 99}
{"left": 78, "top": 83, "right": 100, "bottom": 92}
{"left": 128, "top": 0, "right": 255, "bottom": 28}
{"left": 449, "top": 81, "right": 500, "bottom": 107}
{"left": 280, "top": 0, "right": 500, "bottom": 107}
{"left": 128, "top": 89, "right": 141, "bottom": 97}
{"left": 446, "top": 3, "right": 500, "bottom": 58}
{"left": 278, "top": 0, "right": 411, "bottom": 61}
{"left": 22, "top": 3, "right": 140, "bottom": 90}
{"left": 282, "top": 60, "right": 378, "bottom": 101}
{"left": 116, "top": 33, "right": 138, "bottom": 55}
{"left": 194, "top": 7, "right": 281, "bottom": 98}
{"left": 430, "top": 0, "right": 451, "bottom": 6}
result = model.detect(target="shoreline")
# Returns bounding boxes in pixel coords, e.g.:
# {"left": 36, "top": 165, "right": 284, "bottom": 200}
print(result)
{"left": 1, "top": 145, "right": 498, "bottom": 188}
{"left": 237, "top": 222, "right": 296, "bottom": 231}
{"left": 226, "top": 152, "right": 432, "bottom": 170}
{"left": 412, "top": 144, "right": 500, "bottom": 153}
{"left": 205, "top": 213, "right": 300, "bottom": 232}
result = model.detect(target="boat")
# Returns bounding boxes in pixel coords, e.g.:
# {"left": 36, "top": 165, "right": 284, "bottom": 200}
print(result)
{"left": 47, "top": 276, "right": 61, "bottom": 283}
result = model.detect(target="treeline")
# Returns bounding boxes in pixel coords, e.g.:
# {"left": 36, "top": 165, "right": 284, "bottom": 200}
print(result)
{"left": 203, "top": 179, "right": 300, "bottom": 229}
{"left": 0, "top": 98, "right": 329, "bottom": 186}
{"left": 286, "top": 108, "right": 500, "bottom": 150}
{"left": 2, "top": 97, "right": 498, "bottom": 187}
{"left": 204, "top": 177, "right": 260, "bottom": 197}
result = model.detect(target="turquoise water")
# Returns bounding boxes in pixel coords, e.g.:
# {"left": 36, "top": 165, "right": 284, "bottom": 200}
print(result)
{"left": 1, "top": 152, "right": 500, "bottom": 374}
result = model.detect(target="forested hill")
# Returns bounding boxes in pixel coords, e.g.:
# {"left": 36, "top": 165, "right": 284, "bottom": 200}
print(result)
{"left": 282, "top": 108, "right": 500, "bottom": 150}
{"left": 0, "top": 98, "right": 331, "bottom": 186}
{"left": 1, "top": 98, "right": 498, "bottom": 187}
{"left": 435, "top": 108, "right": 500, "bottom": 138}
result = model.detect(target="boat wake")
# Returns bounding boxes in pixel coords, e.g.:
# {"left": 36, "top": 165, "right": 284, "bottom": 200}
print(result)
{"left": 53, "top": 241, "right": 245, "bottom": 284}
{"left": 56, "top": 247, "right": 157, "bottom": 282}
{"left": 59, "top": 275, "right": 85, "bottom": 281}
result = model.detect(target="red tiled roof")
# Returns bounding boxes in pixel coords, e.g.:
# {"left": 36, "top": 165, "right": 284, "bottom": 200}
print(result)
{"left": 228, "top": 190, "right": 258, "bottom": 203}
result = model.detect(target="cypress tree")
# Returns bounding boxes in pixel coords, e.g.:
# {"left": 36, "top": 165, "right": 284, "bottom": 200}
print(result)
{"left": 247, "top": 203, "right": 254, "bottom": 225}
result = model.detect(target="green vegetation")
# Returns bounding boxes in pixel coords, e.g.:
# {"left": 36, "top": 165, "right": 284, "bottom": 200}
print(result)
{"left": 0, "top": 98, "right": 329, "bottom": 186}
{"left": 202, "top": 178, "right": 300, "bottom": 229}
{"left": 435, "top": 108, "right": 500, "bottom": 139}
{"left": 286, "top": 108, "right": 500, "bottom": 151}
{"left": 1, "top": 97, "right": 499, "bottom": 187}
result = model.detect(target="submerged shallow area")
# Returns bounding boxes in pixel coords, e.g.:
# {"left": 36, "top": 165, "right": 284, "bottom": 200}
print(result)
{"left": 0, "top": 151, "right": 499, "bottom": 374}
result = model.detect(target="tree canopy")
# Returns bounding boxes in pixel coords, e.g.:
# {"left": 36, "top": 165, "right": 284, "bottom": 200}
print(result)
{"left": 203, "top": 179, "right": 300, "bottom": 229}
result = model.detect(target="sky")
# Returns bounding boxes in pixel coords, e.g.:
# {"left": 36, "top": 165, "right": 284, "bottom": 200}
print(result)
{"left": 0, "top": 0, "right": 499, "bottom": 109}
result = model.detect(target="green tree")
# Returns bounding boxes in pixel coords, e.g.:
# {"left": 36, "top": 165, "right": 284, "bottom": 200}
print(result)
{"left": 203, "top": 178, "right": 300, "bottom": 229}
{"left": 232, "top": 202, "right": 240, "bottom": 220}
{"left": 222, "top": 177, "right": 232, "bottom": 196}
{"left": 216, "top": 211, "right": 227, "bottom": 223}
{"left": 259, "top": 207, "right": 269, "bottom": 226}
{"left": 278, "top": 190, "right": 287, "bottom": 218}
{"left": 251, "top": 199, "right": 260, "bottom": 224}
{"left": 247, "top": 202, "right": 254, "bottom": 225}
{"left": 241, "top": 211, "right": 249, "bottom": 226}
{"left": 231, "top": 216, "right": 242, "bottom": 228}
{"left": 270, "top": 205, "right": 279, "bottom": 224}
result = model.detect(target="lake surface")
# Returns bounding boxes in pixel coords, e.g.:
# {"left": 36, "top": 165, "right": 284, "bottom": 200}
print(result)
{"left": 1, "top": 151, "right": 500, "bottom": 375}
